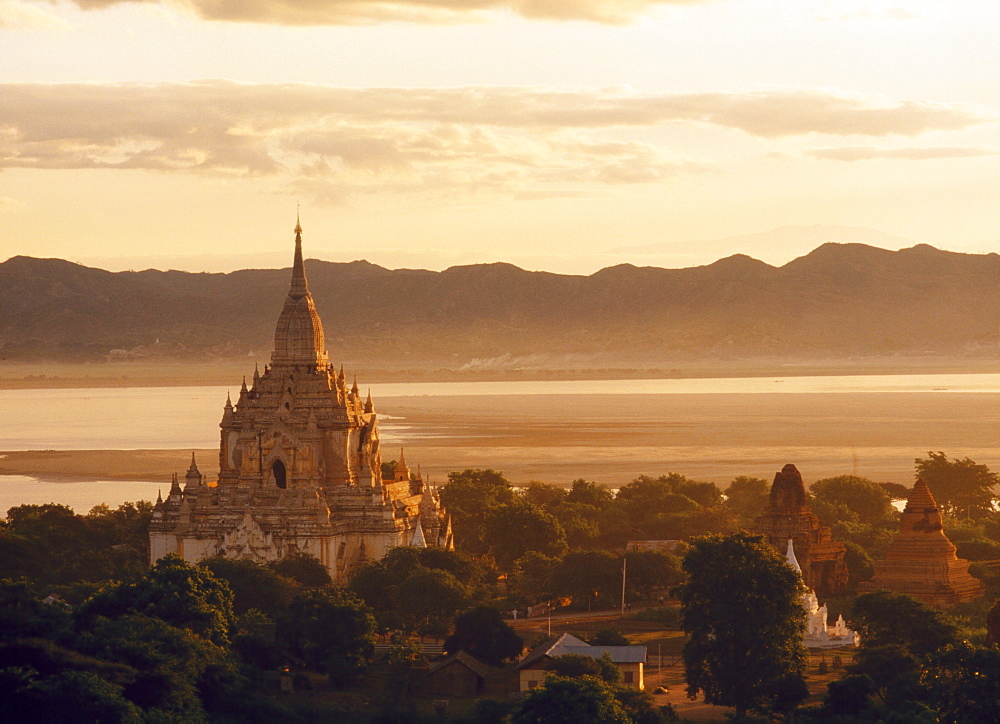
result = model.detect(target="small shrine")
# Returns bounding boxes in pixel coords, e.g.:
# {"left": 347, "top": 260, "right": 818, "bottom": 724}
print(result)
{"left": 859, "top": 478, "right": 984, "bottom": 608}
{"left": 786, "top": 539, "right": 858, "bottom": 649}
{"left": 754, "top": 464, "right": 849, "bottom": 596}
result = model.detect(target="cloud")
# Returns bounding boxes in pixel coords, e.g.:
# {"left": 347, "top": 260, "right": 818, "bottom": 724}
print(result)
{"left": 0, "top": 81, "right": 988, "bottom": 201}
{"left": 1, "top": 0, "right": 71, "bottom": 29}
{"left": 809, "top": 146, "right": 998, "bottom": 161}
{"left": 53, "top": 0, "right": 709, "bottom": 25}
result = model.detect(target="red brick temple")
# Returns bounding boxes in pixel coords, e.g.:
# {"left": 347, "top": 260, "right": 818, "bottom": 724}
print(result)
{"left": 860, "top": 478, "right": 984, "bottom": 608}
{"left": 753, "top": 464, "right": 848, "bottom": 597}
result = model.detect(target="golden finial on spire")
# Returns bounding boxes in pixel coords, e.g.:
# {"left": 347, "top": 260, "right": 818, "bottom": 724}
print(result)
{"left": 294, "top": 203, "right": 302, "bottom": 236}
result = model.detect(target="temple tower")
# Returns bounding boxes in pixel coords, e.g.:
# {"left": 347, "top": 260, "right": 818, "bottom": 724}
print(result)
{"left": 859, "top": 478, "right": 984, "bottom": 608}
{"left": 150, "top": 218, "right": 453, "bottom": 582}
{"left": 753, "top": 464, "right": 849, "bottom": 596}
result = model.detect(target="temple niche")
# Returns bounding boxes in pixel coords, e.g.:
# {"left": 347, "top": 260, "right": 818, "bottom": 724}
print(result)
{"left": 149, "top": 218, "right": 453, "bottom": 584}
{"left": 859, "top": 478, "right": 984, "bottom": 608}
{"left": 753, "top": 464, "right": 848, "bottom": 597}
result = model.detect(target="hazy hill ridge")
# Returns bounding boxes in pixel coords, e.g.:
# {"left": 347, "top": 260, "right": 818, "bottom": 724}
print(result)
{"left": 1, "top": 244, "right": 997, "bottom": 365}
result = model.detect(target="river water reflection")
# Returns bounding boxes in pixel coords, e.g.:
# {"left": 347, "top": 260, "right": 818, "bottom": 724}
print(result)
{"left": 1, "top": 372, "right": 998, "bottom": 512}
{"left": 2, "top": 373, "right": 997, "bottom": 452}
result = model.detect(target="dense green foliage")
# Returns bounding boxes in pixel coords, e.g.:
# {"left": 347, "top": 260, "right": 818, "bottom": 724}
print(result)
{"left": 675, "top": 532, "right": 807, "bottom": 717}
{"left": 916, "top": 451, "right": 999, "bottom": 519}
{"left": 278, "top": 588, "right": 376, "bottom": 685}
{"left": 349, "top": 545, "right": 491, "bottom": 634}
{"left": 848, "top": 590, "right": 958, "bottom": 656}
{"left": 443, "top": 606, "right": 523, "bottom": 666}
{"left": 0, "top": 502, "right": 151, "bottom": 591}
{"left": 512, "top": 675, "right": 632, "bottom": 724}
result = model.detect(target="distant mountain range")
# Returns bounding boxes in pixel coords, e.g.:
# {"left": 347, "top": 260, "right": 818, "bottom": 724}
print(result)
{"left": 1, "top": 243, "right": 997, "bottom": 367}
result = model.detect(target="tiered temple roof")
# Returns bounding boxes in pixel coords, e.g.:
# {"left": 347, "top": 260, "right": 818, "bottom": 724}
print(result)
{"left": 859, "top": 478, "right": 984, "bottom": 608}
{"left": 150, "top": 218, "right": 452, "bottom": 582}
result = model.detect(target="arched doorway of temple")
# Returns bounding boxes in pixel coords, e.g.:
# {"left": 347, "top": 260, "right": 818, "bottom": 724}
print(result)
{"left": 272, "top": 459, "right": 287, "bottom": 489}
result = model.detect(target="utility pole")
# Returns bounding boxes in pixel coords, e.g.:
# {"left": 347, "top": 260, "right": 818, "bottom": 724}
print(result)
{"left": 621, "top": 556, "right": 627, "bottom": 616}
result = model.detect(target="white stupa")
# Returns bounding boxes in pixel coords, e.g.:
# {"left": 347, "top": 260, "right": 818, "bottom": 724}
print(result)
{"left": 787, "top": 539, "right": 858, "bottom": 649}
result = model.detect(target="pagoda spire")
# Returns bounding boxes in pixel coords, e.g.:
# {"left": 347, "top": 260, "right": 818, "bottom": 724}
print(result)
{"left": 271, "top": 213, "right": 328, "bottom": 367}
{"left": 290, "top": 211, "right": 309, "bottom": 301}
{"left": 786, "top": 538, "right": 802, "bottom": 575}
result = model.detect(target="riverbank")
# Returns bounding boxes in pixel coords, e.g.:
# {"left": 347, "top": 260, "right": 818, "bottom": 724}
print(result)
{"left": 0, "top": 357, "right": 995, "bottom": 390}
{"left": 3, "top": 388, "right": 998, "bottom": 487}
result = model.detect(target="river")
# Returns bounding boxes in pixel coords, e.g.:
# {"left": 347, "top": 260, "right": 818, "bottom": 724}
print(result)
{"left": 1, "top": 372, "right": 998, "bottom": 513}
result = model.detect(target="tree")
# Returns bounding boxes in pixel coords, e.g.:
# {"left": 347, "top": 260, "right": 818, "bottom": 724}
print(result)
{"left": 521, "top": 482, "right": 568, "bottom": 509}
{"left": 483, "top": 499, "right": 568, "bottom": 570}
{"left": 547, "top": 653, "right": 620, "bottom": 684}
{"left": 11, "top": 669, "right": 143, "bottom": 724}
{"left": 916, "top": 452, "right": 999, "bottom": 519}
{"left": 674, "top": 532, "right": 807, "bottom": 718}
{"left": 512, "top": 551, "right": 560, "bottom": 603}
{"left": 615, "top": 475, "right": 696, "bottom": 529}
{"left": 199, "top": 557, "right": 298, "bottom": 617}
{"left": 624, "top": 550, "right": 682, "bottom": 601}
{"left": 724, "top": 476, "right": 769, "bottom": 525}
{"left": 566, "top": 480, "right": 615, "bottom": 510}
{"left": 588, "top": 628, "right": 629, "bottom": 646}
{"left": 550, "top": 501, "right": 603, "bottom": 550}
{"left": 512, "top": 675, "right": 631, "bottom": 724}
{"left": 440, "top": 468, "right": 518, "bottom": 555}
{"left": 396, "top": 567, "right": 470, "bottom": 636}
{"left": 921, "top": 642, "right": 1000, "bottom": 724}
{"left": 552, "top": 550, "right": 621, "bottom": 603}
{"left": 811, "top": 475, "right": 895, "bottom": 526}
{"left": 78, "top": 554, "right": 235, "bottom": 646}
{"left": 841, "top": 540, "right": 875, "bottom": 588}
{"left": 444, "top": 606, "right": 523, "bottom": 666}
{"left": 278, "top": 588, "right": 376, "bottom": 685}
{"left": 848, "top": 590, "right": 958, "bottom": 657}
{"left": 75, "top": 612, "right": 228, "bottom": 718}
{"left": 846, "top": 644, "right": 923, "bottom": 709}
{"left": 349, "top": 546, "right": 482, "bottom": 634}
{"left": 267, "top": 551, "right": 332, "bottom": 587}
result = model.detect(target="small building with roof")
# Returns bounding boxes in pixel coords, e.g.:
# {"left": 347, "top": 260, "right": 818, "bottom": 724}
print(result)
{"left": 515, "top": 633, "right": 647, "bottom": 691}
{"left": 425, "top": 651, "right": 495, "bottom": 698}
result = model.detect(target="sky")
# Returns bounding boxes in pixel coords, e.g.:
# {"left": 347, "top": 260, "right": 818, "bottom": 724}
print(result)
{"left": 1, "top": 0, "right": 998, "bottom": 274}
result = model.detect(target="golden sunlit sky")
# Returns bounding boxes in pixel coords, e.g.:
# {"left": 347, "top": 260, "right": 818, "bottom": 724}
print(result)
{"left": 1, "top": 0, "right": 998, "bottom": 274}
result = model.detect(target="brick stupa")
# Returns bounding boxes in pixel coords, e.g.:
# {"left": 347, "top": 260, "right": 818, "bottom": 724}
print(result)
{"left": 753, "top": 464, "right": 848, "bottom": 597}
{"left": 859, "top": 478, "right": 984, "bottom": 608}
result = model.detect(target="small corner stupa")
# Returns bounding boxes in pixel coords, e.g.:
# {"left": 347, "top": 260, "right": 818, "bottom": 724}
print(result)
{"left": 859, "top": 478, "right": 984, "bottom": 608}
{"left": 786, "top": 539, "right": 858, "bottom": 649}
{"left": 753, "top": 464, "right": 848, "bottom": 596}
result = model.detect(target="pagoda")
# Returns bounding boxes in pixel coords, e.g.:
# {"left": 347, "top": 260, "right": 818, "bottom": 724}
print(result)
{"left": 149, "top": 218, "right": 452, "bottom": 583}
{"left": 859, "top": 478, "right": 984, "bottom": 608}
{"left": 753, "top": 463, "right": 848, "bottom": 596}
{"left": 786, "top": 540, "right": 858, "bottom": 649}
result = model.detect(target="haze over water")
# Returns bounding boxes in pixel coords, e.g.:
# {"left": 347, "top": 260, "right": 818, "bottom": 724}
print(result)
{"left": 1, "top": 373, "right": 997, "bottom": 451}
{"left": 1, "top": 372, "right": 997, "bottom": 513}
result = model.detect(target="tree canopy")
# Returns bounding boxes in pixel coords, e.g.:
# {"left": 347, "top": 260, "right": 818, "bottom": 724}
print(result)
{"left": 916, "top": 452, "right": 999, "bottom": 519}
{"left": 512, "top": 675, "right": 632, "bottom": 724}
{"left": 443, "top": 606, "right": 523, "bottom": 667}
{"left": 811, "top": 475, "right": 896, "bottom": 526}
{"left": 79, "top": 554, "right": 235, "bottom": 647}
{"left": 675, "top": 531, "right": 807, "bottom": 717}
{"left": 278, "top": 588, "right": 376, "bottom": 685}
{"left": 847, "top": 590, "right": 958, "bottom": 657}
